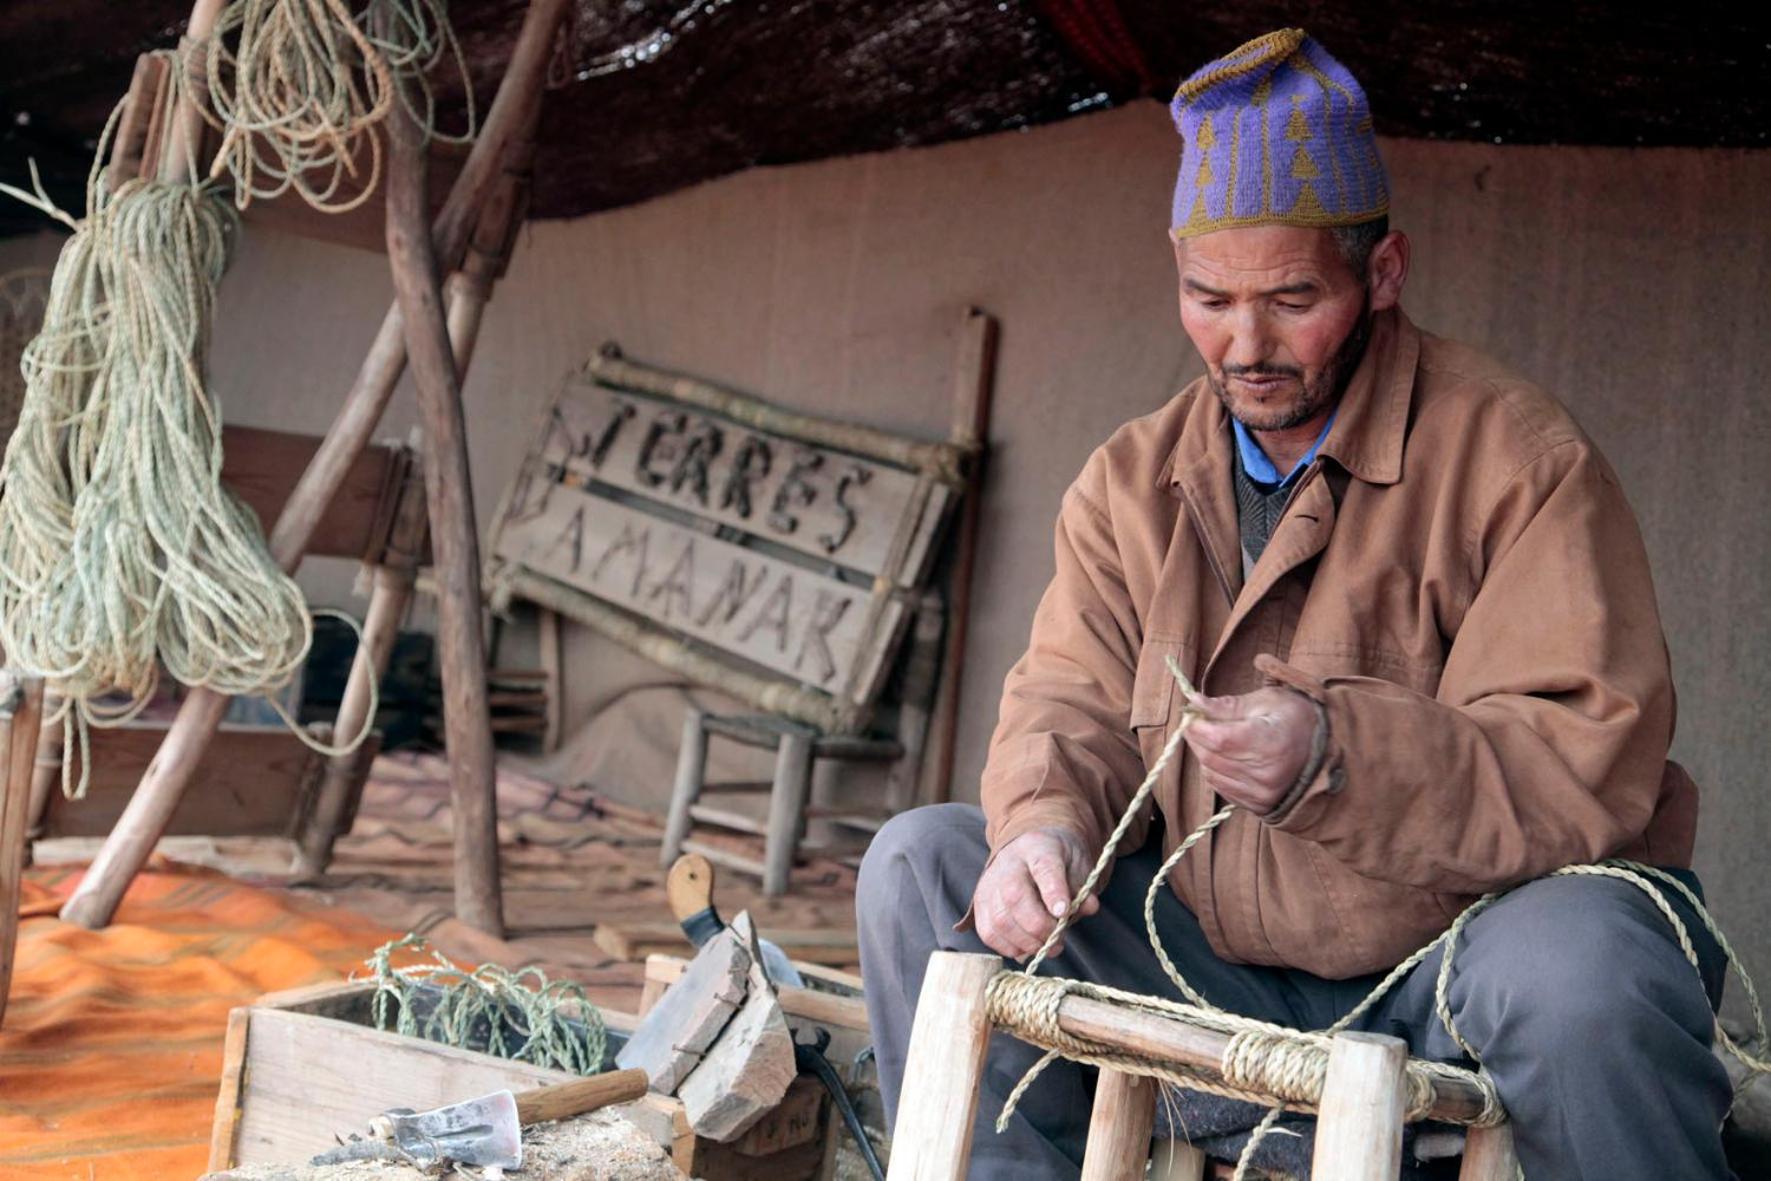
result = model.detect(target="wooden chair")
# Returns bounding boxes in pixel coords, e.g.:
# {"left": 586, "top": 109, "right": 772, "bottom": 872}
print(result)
{"left": 26, "top": 425, "right": 428, "bottom": 878}
{"left": 889, "top": 952, "right": 1520, "bottom": 1181}
{"left": 659, "top": 592, "right": 943, "bottom": 895}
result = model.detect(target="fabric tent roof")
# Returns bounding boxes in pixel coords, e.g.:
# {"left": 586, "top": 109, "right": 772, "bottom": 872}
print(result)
{"left": 0, "top": 0, "right": 1765, "bottom": 239}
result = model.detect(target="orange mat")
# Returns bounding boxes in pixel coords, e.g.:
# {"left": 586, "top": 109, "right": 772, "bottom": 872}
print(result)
{"left": 0, "top": 861, "right": 400, "bottom": 1179}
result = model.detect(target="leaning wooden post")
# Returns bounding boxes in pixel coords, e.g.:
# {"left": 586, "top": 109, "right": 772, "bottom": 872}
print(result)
{"left": 0, "top": 673, "right": 46, "bottom": 1029}
{"left": 293, "top": 454, "right": 429, "bottom": 876}
{"left": 886, "top": 952, "right": 1001, "bottom": 1180}
{"left": 58, "top": 0, "right": 571, "bottom": 930}
{"left": 918, "top": 307, "right": 997, "bottom": 806}
{"left": 1081, "top": 1069, "right": 1157, "bottom": 1181}
{"left": 1310, "top": 1031, "right": 1409, "bottom": 1181}
{"left": 1457, "top": 1123, "right": 1520, "bottom": 1181}
{"left": 385, "top": 80, "right": 504, "bottom": 936}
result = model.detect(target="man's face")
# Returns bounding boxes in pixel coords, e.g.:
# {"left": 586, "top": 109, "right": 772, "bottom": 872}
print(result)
{"left": 1174, "top": 225, "right": 1371, "bottom": 431}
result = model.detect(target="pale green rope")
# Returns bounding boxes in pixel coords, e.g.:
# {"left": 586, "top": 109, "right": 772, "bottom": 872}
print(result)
{"left": 365, "top": 932, "right": 609, "bottom": 1076}
{"left": 200, "top": 0, "right": 475, "bottom": 212}
{"left": 1000, "top": 657, "right": 1769, "bottom": 1180}
{"left": 0, "top": 99, "right": 374, "bottom": 797}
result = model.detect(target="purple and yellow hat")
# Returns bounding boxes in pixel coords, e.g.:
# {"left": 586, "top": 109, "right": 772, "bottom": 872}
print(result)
{"left": 1169, "top": 28, "right": 1389, "bottom": 240}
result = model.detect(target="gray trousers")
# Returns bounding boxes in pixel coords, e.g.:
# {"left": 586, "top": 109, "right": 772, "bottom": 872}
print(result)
{"left": 857, "top": 803, "right": 1733, "bottom": 1180}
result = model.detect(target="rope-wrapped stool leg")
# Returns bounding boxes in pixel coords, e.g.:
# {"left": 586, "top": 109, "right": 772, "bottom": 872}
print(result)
{"left": 1082, "top": 1070, "right": 1157, "bottom": 1180}
{"left": 1457, "top": 1123, "right": 1520, "bottom": 1180}
{"left": 1312, "top": 1032, "right": 1408, "bottom": 1181}
{"left": 888, "top": 952, "right": 1002, "bottom": 1180}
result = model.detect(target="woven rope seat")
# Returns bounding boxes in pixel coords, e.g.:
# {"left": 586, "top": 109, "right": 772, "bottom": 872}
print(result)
{"left": 984, "top": 972, "right": 1503, "bottom": 1129}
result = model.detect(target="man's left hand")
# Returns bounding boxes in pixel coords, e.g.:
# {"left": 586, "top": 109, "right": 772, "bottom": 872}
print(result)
{"left": 1181, "top": 687, "right": 1321, "bottom": 815}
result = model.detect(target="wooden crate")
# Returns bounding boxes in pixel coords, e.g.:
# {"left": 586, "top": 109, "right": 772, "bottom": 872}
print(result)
{"left": 208, "top": 979, "right": 830, "bottom": 1178}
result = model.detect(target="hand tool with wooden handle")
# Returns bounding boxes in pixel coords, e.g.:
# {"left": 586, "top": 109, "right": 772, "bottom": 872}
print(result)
{"left": 667, "top": 852, "right": 804, "bottom": 986}
{"left": 352, "top": 1067, "right": 649, "bottom": 1168}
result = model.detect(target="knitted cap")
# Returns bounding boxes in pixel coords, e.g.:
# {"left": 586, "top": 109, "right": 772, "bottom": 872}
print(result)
{"left": 1169, "top": 28, "right": 1389, "bottom": 240}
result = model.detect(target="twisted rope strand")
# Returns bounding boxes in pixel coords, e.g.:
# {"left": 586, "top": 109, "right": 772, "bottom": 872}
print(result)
{"left": 992, "top": 658, "right": 1767, "bottom": 1180}
{"left": 0, "top": 97, "right": 373, "bottom": 797}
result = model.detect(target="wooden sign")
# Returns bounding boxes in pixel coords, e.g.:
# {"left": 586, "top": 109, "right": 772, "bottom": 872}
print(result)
{"left": 489, "top": 347, "right": 970, "bottom": 731}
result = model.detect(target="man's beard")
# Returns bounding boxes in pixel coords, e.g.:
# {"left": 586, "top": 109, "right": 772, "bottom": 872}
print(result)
{"left": 1208, "top": 303, "right": 1373, "bottom": 432}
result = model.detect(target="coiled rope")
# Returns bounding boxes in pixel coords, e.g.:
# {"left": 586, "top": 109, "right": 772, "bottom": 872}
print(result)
{"left": 997, "top": 657, "right": 1769, "bottom": 1179}
{"left": 201, "top": 0, "right": 475, "bottom": 211}
{"left": 366, "top": 932, "right": 609, "bottom": 1075}
{"left": 0, "top": 103, "right": 371, "bottom": 796}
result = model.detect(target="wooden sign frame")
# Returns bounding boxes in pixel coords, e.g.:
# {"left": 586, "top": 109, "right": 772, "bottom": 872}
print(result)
{"left": 487, "top": 345, "right": 972, "bottom": 735}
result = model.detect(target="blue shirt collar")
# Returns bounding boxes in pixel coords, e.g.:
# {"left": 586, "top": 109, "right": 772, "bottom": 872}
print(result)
{"left": 1231, "top": 409, "right": 1338, "bottom": 489}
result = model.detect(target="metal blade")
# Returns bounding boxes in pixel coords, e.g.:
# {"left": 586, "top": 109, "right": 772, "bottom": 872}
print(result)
{"left": 387, "top": 1088, "right": 522, "bottom": 1168}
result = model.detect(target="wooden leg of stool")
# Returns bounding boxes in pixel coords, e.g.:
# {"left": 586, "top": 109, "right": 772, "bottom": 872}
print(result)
{"left": 1457, "top": 1123, "right": 1519, "bottom": 1180}
{"left": 887, "top": 951, "right": 1001, "bottom": 1181}
{"left": 0, "top": 675, "right": 46, "bottom": 1029}
{"left": 1311, "top": 1031, "right": 1408, "bottom": 1181}
{"left": 660, "top": 710, "right": 706, "bottom": 868}
{"left": 1149, "top": 1138, "right": 1208, "bottom": 1181}
{"left": 1082, "top": 1069, "right": 1157, "bottom": 1181}
{"left": 762, "top": 729, "right": 811, "bottom": 897}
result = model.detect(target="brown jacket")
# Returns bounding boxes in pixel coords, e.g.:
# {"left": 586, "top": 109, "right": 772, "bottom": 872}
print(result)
{"left": 979, "top": 308, "right": 1698, "bottom": 978}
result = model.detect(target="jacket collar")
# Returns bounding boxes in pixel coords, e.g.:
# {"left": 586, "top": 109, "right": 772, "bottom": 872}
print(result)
{"left": 1162, "top": 305, "right": 1420, "bottom": 492}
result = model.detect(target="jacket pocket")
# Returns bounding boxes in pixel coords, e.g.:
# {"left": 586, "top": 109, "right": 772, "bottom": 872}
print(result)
{"left": 1130, "top": 637, "right": 1193, "bottom": 767}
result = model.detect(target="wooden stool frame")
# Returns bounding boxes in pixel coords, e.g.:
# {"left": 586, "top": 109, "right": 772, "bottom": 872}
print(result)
{"left": 888, "top": 952, "right": 1520, "bottom": 1181}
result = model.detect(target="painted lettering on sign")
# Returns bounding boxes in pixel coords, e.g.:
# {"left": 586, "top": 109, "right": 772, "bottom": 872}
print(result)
{"left": 534, "top": 383, "right": 934, "bottom": 581}
{"left": 498, "top": 483, "right": 873, "bottom": 690}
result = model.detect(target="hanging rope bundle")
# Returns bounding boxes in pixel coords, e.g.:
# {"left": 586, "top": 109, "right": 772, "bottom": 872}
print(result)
{"left": 201, "top": 0, "right": 474, "bottom": 212}
{"left": 366, "top": 933, "right": 609, "bottom": 1076}
{"left": 0, "top": 121, "right": 348, "bottom": 796}
{"left": 998, "top": 657, "right": 1770, "bottom": 1180}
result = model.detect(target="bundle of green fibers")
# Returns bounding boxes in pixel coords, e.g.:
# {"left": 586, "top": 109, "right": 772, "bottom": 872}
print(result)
{"left": 0, "top": 164, "right": 313, "bottom": 794}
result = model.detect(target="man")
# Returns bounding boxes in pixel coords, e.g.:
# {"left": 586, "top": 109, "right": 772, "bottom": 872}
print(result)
{"left": 857, "top": 27, "right": 1732, "bottom": 1181}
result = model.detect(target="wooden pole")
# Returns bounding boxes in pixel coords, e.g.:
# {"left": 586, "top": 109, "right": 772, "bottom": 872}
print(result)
{"left": 1456, "top": 1124, "right": 1520, "bottom": 1181}
{"left": 661, "top": 710, "right": 707, "bottom": 868}
{"left": 886, "top": 952, "right": 1001, "bottom": 1181}
{"left": 58, "top": 0, "right": 571, "bottom": 931}
{"left": 762, "top": 728, "right": 813, "bottom": 897}
{"left": 295, "top": 488, "right": 426, "bottom": 878}
{"left": 1081, "top": 1069, "right": 1157, "bottom": 1181}
{"left": 157, "top": 0, "right": 228, "bottom": 184}
{"left": 1310, "top": 1031, "right": 1408, "bottom": 1181}
{"left": 384, "top": 84, "right": 503, "bottom": 937}
{"left": 1049, "top": 989, "right": 1492, "bottom": 1125}
{"left": 918, "top": 307, "right": 997, "bottom": 805}
{"left": 0, "top": 673, "right": 46, "bottom": 1029}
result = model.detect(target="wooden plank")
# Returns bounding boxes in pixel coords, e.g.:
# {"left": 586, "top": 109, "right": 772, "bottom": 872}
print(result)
{"left": 496, "top": 482, "right": 889, "bottom": 699}
{"left": 644, "top": 955, "right": 869, "bottom": 1050}
{"left": 206, "top": 1007, "right": 251, "bottom": 1170}
{"left": 599, "top": 922, "right": 859, "bottom": 968}
{"left": 36, "top": 725, "right": 353, "bottom": 840}
{"left": 614, "top": 924, "right": 749, "bottom": 1093}
{"left": 0, "top": 675, "right": 44, "bottom": 1030}
{"left": 219, "top": 425, "right": 401, "bottom": 562}
{"left": 538, "top": 379, "right": 931, "bottom": 582}
{"left": 231, "top": 1007, "right": 582, "bottom": 1165}
{"left": 678, "top": 916, "right": 795, "bottom": 1141}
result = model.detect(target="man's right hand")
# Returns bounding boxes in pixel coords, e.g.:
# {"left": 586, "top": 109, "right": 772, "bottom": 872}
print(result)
{"left": 972, "top": 826, "right": 1100, "bottom": 961}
